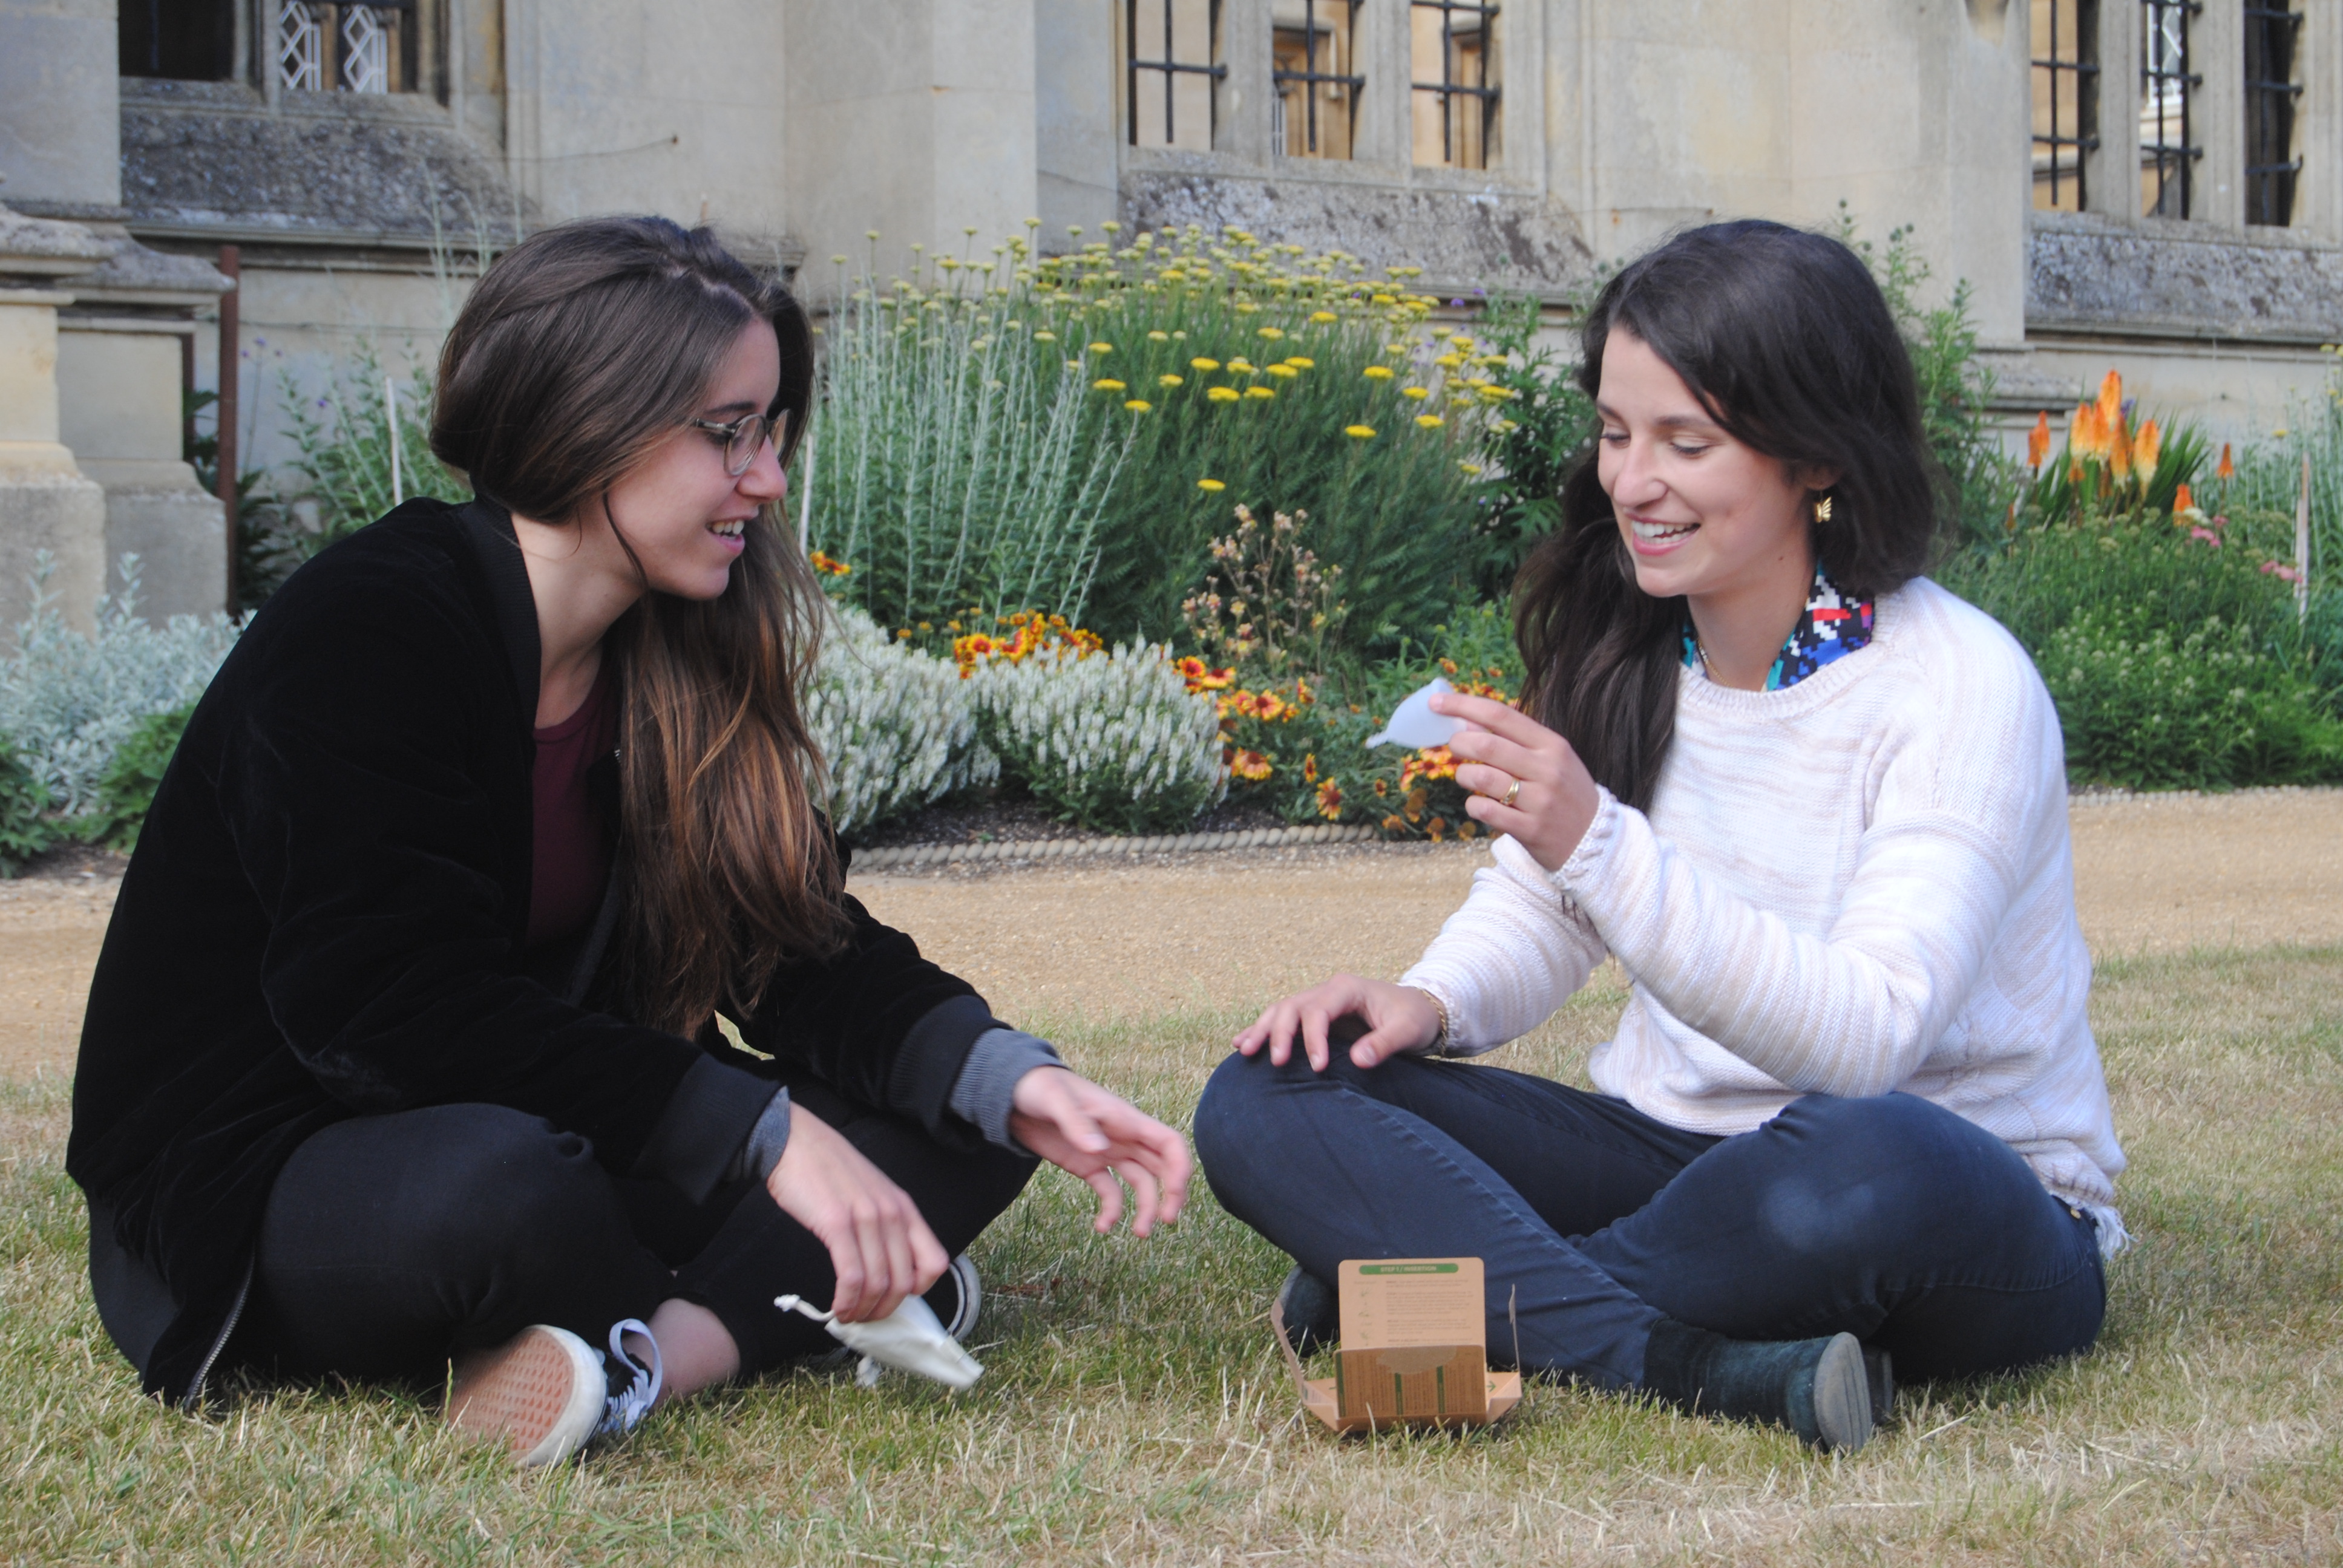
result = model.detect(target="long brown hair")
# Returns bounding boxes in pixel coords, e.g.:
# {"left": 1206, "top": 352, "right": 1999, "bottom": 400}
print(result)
{"left": 1516, "top": 221, "right": 1942, "bottom": 809}
{"left": 431, "top": 216, "right": 846, "bottom": 1034}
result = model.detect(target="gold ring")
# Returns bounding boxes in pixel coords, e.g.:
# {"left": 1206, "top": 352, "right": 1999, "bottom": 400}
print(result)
{"left": 1502, "top": 779, "right": 1521, "bottom": 809}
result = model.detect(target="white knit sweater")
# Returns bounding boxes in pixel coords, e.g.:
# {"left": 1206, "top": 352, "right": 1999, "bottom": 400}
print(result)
{"left": 1401, "top": 577, "right": 2127, "bottom": 1249}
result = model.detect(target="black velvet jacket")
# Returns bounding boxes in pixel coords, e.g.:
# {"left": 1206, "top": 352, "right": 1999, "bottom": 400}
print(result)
{"left": 67, "top": 498, "right": 1004, "bottom": 1405}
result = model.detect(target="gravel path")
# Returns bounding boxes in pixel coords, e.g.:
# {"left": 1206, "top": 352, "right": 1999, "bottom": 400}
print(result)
{"left": 4, "top": 790, "right": 2338, "bottom": 1078}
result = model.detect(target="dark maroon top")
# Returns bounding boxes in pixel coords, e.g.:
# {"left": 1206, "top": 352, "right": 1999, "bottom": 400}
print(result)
{"left": 526, "top": 658, "right": 618, "bottom": 948}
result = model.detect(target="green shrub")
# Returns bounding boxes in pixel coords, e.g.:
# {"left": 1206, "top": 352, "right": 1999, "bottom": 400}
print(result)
{"left": 77, "top": 704, "right": 194, "bottom": 852}
{"left": 804, "top": 228, "right": 1501, "bottom": 658}
{"left": 0, "top": 735, "right": 52, "bottom": 876}
{"left": 2043, "top": 605, "right": 2342, "bottom": 788}
{"left": 969, "top": 642, "right": 1225, "bottom": 834}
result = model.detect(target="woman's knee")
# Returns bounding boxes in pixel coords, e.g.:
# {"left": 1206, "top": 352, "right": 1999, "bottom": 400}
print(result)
{"left": 1193, "top": 1050, "right": 1342, "bottom": 1168}
{"left": 281, "top": 1103, "right": 612, "bottom": 1276}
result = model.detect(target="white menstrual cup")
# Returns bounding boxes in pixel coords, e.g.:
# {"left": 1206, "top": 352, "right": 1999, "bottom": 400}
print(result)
{"left": 775, "top": 1293, "right": 985, "bottom": 1390}
{"left": 1366, "top": 676, "right": 1465, "bottom": 749}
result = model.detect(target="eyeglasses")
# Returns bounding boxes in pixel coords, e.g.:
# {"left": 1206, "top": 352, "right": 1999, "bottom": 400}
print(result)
{"left": 686, "top": 408, "right": 788, "bottom": 477}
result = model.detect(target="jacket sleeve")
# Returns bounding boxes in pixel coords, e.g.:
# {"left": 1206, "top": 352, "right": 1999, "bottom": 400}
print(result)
{"left": 214, "top": 569, "right": 766, "bottom": 1188}
{"left": 738, "top": 896, "right": 1003, "bottom": 1151}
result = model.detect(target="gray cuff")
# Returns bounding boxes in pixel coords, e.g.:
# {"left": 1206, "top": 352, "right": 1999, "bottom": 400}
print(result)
{"left": 725, "top": 1088, "right": 792, "bottom": 1185}
{"left": 949, "top": 1027, "right": 1065, "bottom": 1151}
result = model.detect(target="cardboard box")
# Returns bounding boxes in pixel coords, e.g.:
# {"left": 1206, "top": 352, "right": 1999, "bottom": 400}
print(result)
{"left": 1272, "top": 1258, "right": 1523, "bottom": 1434}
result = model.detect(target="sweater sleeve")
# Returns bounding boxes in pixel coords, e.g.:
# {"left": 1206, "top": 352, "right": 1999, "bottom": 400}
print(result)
{"left": 1399, "top": 834, "right": 1611, "bottom": 1054}
{"left": 1551, "top": 657, "right": 2053, "bottom": 1097}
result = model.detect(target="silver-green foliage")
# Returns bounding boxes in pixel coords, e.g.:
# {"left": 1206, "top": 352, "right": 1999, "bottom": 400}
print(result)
{"left": 968, "top": 644, "right": 1225, "bottom": 834}
{"left": 805, "top": 607, "right": 997, "bottom": 835}
{"left": 0, "top": 555, "right": 240, "bottom": 815}
{"left": 805, "top": 273, "right": 1133, "bottom": 632}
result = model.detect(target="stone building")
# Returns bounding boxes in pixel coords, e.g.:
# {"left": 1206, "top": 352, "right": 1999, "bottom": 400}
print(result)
{"left": 1, "top": 0, "right": 2337, "bottom": 625}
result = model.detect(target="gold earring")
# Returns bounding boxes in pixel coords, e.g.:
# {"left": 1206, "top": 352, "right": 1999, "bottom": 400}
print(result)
{"left": 1813, "top": 494, "right": 1834, "bottom": 524}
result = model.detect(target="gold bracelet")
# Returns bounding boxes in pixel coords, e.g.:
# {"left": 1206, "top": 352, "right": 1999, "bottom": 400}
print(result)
{"left": 1411, "top": 986, "right": 1450, "bottom": 1054}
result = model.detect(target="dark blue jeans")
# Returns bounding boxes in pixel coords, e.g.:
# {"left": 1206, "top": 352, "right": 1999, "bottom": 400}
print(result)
{"left": 1194, "top": 1051, "right": 2105, "bottom": 1388}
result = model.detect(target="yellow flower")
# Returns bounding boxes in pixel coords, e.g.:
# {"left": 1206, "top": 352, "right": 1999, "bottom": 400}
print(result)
{"left": 1363, "top": 365, "right": 1395, "bottom": 381}
{"left": 1309, "top": 310, "right": 1339, "bottom": 323}
{"left": 1459, "top": 462, "right": 1484, "bottom": 475}
{"left": 1345, "top": 424, "right": 1377, "bottom": 439}
{"left": 1147, "top": 330, "right": 1170, "bottom": 342}
{"left": 1207, "top": 386, "right": 1241, "bottom": 403}
{"left": 1284, "top": 356, "right": 1314, "bottom": 369}
{"left": 1256, "top": 326, "right": 1286, "bottom": 340}
{"left": 1227, "top": 357, "right": 1257, "bottom": 374}
{"left": 1478, "top": 384, "right": 1514, "bottom": 402}
{"left": 1093, "top": 378, "right": 1127, "bottom": 391}
{"left": 1233, "top": 301, "right": 1259, "bottom": 314}
{"left": 1384, "top": 342, "right": 1411, "bottom": 356}
{"left": 1198, "top": 478, "right": 1227, "bottom": 492}
{"left": 1245, "top": 385, "right": 1276, "bottom": 400}
{"left": 1434, "top": 353, "right": 1463, "bottom": 369}
{"left": 1402, "top": 386, "right": 1430, "bottom": 400}
{"left": 1191, "top": 357, "right": 1221, "bottom": 371}
{"left": 1089, "top": 341, "right": 1113, "bottom": 354}
{"left": 1415, "top": 414, "right": 1444, "bottom": 428}
{"left": 1124, "top": 399, "right": 1152, "bottom": 412}
{"left": 1372, "top": 293, "right": 1397, "bottom": 305}
{"left": 1265, "top": 364, "right": 1299, "bottom": 379}
{"left": 1158, "top": 373, "right": 1185, "bottom": 388}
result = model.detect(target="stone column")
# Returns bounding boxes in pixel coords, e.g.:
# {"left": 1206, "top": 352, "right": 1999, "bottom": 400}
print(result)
{"left": 56, "top": 238, "right": 236, "bottom": 621}
{"left": 0, "top": 204, "right": 110, "bottom": 640}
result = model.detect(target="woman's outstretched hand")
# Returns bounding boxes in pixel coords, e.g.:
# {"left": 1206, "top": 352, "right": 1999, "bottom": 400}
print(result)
{"left": 1233, "top": 973, "right": 1442, "bottom": 1072}
{"left": 1430, "top": 690, "right": 1602, "bottom": 872}
{"left": 765, "top": 1104, "right": 949, "bottom": 1324}
{"left": 1009, "top": 1067, "right": 1192, "bottom": 1238}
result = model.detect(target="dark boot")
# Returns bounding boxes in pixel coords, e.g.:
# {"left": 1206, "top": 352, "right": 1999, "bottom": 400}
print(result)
{"left": 1863, "top": 1344, "right": 1895, "bottom": 1426}
{"left": 1639, "top": 1319, "right": 1875, "bottom": 1452}
{"left": 1275, "top": 1265, "right": 1339, "bottom": 1356}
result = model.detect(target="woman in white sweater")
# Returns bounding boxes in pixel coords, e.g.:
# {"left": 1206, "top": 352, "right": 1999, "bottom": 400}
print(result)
{"left": 1193, "top": 221, "right": 2123, "bottom": 1454}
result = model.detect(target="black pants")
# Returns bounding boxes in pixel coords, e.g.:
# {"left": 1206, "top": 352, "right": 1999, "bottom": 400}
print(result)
{"left": 241, "top": 1071, "right": 1037, "bottom": 1387}
{"left": 1195, "top": 1051, "right": 2106, "bottom": 1388}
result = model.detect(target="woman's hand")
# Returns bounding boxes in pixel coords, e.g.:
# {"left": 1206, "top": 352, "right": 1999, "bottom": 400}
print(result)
{"left": 1233, "top": 973, "right": 1441, "bottom": 1071}
{"left": 1009, "top": 1067, "right": 1192, "bottom": 1238}
{"left": 1430, "top": 690, "right": 1603, "bottom": 872}
{"left": 765, "top": 1103, "right": 949, "bottom": 1323}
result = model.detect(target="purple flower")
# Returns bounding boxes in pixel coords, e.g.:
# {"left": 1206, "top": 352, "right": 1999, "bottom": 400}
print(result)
{"left": 1450, "top": 298, "right": 1466, "bottom": 307}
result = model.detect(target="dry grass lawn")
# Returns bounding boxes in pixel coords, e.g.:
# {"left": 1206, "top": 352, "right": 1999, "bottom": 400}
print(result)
{"left": 2, "top": 794, "right": 2338, "bottom": 1563}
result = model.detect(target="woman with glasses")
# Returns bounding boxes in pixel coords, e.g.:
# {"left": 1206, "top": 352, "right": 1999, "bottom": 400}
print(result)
{"left": 69, "top": 217, "right": 1190, "bottom": 1465}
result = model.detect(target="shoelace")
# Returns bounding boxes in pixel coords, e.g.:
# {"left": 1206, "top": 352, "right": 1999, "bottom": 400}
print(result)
{"left": 593, "top": 1318, "right": 663, "bottom": 1442}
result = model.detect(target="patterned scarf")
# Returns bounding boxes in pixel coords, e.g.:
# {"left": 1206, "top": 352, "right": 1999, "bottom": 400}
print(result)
{"left": 1680, "top": 564, "right": 1876, "bottom": 691}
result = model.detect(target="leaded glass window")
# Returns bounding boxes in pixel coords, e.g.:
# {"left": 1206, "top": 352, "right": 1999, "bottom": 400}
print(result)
{"left": 2244, "top": 3, "right": 2302, "bottom": 227}
{"left": 1272, "top": 1, "right": 1363, "bottom": 161}
{"left": 1411, "top": 1, "right": 1499, "bottom": 169}
{"left": 1127, "top": 0, "right": 1225, "bottom": 151}
{"left": 2139, "top": 0, "right": 2200, "bottom": 219}
{"left": 276, "top": 1, "right": 418, "bottom": 94}
{"left": 2030, "top": 0, "right": 2098, "bottom": 211}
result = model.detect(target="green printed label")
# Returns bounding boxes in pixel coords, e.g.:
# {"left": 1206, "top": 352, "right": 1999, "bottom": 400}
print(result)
{"left": 1357, "top": 1263, "right": 1461, "bottom": 1275}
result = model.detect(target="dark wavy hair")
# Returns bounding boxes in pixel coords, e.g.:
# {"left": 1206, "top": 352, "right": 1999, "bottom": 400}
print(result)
{"left": 431, "top": 215, "right": 844, "bottom": 1036}
{"left": 1514, "top": 220, "right": 1942, "bottom": 809}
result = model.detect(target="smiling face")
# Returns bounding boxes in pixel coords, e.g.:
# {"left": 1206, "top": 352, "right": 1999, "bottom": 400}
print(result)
{"left": 1593, "top": 330, "right": 1823, "bottom": 617}
{"left": 597, "top": 317, "right": 787, "bottom": 602}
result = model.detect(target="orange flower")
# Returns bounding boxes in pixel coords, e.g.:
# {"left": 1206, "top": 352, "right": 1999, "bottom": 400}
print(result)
{"left": 2027, "top": 411, "right": 2051, "bottom": 469}
{"left": 1302, "top": 754, "right": 1319, "bottom": 783}
{"left": 1457, "top": 820, "right": 1478, "bottom": 840}
{"left": 2096, "top": 368, "right": 2123, "bottom": 437}
{"left": 1254, "top": 691, "right": 1289, "bottom": 723}
{"left": 2071, "top": 401, "right": 2106, "bottom": 461}
{"left": 2134, "top": 417, "right": 2161, "bottom": 475}
{"left": 2107, "top": 417, "right": 2133, "bottom": 482}
{"left": 807, "top": 549, "right": 853, "bottom": 577}
{"left": 1231, "top": 750, "right": 1273, "bottom": 782}
{"left": 1426, "top": 816, "right": 1448, "bottom": 842}
{"left": 1316, "top": 779, "right": 1343, "bottom": 820}
{"left": 1372, "top": 777, "right": 1389, "bottom": 798}
{"left": 1381, "top": 814, "right": 1408, "bottom": 833}
{"left": 2172, "top": 482, "right": 2196, "bottom": 516}
{"left": 1400, "top": 746, "right": 1458, "bottom": 787}
{"left": 2217, "top": 442, "right": 2235, "bottom": 481}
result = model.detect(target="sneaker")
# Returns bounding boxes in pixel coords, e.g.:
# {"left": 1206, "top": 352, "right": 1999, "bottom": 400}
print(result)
{"left": 1863, "top": 1344, "right": 1896, "bottom": 1426}
{"left": 930, "top": 1253, "right": 983, "bottom": 1343}
{"left": 447, "top": 1319, "right": 663, "bottom": 1467}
